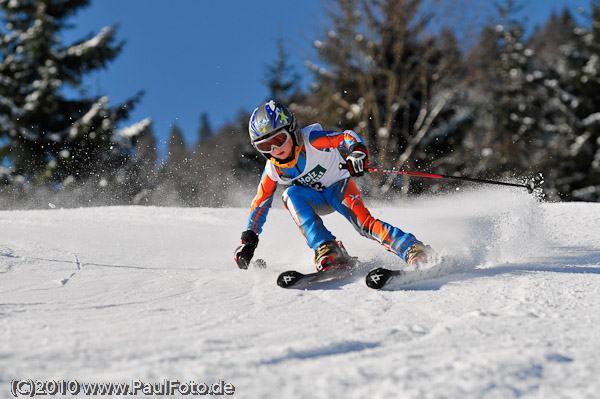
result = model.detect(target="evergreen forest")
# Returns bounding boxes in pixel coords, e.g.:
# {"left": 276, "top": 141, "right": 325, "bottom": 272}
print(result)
{"left": 1, "top": 0, "right": 600, "bottom": 209}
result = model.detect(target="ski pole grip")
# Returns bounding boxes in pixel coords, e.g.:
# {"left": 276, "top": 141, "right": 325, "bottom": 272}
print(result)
{"left": 339, "top": 162, "right": 349, "bottom": 170}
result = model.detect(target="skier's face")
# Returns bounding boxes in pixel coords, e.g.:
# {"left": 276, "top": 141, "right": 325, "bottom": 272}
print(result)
{"left": 270, "top": 139, "right": 293, "bottom": 159}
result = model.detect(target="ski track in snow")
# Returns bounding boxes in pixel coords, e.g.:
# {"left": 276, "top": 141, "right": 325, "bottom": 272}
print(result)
{"left": 1, "top": 189, "right": 599, "bottom": 399}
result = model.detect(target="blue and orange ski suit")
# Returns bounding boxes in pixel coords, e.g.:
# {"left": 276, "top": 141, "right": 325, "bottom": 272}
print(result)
{"left": 246, "top": 123, "right": 421, "bottom": 263}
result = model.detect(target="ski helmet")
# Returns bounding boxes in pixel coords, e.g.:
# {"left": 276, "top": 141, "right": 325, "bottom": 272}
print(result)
{"left": 248, "top": 100, "right": 302, "bottom": 165}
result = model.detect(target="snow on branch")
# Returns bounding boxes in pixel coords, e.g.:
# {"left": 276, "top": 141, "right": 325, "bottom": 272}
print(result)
{"left": 582, "top": 113, "right": 600, "bottom": 127}
{"left": 68, "top": 96, "right": 108, "bottom": 138}
{"left": 0, "top": 94, "right": 24, "bottom": 117}
{"left": 0, "top": 115, "right": 17, "bottom": 137}
{"left": 82, "top": 96, "right": 108, "bottom": 125}
{"left": 4, "top": 0, "right": 25, "bottom": 9}
{"left": 118, "top": 118, "right": 151, "bottom": 138}
{"left": 66, "top": 27, "right": 112, "bottom": 57}
{"left": 569, "top": 132, "right": 591, "bottom": 157}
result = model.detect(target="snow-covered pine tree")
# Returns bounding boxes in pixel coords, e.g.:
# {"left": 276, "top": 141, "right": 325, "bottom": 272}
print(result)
{"left": 0, "top": 0, "right": 144, "bottom": 190}
{"left": 546, "top": 2, "right": 600, "bottom": 200}
{"left": 305, "top": 0, "right": 468, "bottom": 196}
{"left": 469, "top": 1, "right": 552, "bottom": 178}
{"left": 523, "top": 10, "right": 585, "bottom": 200}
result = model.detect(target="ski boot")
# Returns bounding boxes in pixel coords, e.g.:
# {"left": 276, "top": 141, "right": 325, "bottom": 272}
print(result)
{"left": 314, "top": 239, "right": 353, "bottom": 271}
{"left": 405, "top": 243, "right": 435, "bottom": 268}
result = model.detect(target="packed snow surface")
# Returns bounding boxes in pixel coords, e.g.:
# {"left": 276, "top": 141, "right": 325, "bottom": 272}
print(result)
{"left": 1, "top": 188, "right": 599, "bottom": 398}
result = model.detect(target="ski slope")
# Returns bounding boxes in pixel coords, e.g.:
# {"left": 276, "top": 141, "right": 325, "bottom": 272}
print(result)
{"left": 1, "top": 189, "right": 599, "bottom": 399}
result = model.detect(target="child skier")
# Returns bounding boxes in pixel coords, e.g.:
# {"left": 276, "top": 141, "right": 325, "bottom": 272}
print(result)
{"left": 235, "top": 100, "right": 433, "bottom": 271}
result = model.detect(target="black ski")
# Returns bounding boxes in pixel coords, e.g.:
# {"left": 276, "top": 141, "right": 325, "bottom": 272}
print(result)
{"left": 277, "top": 258, "right": 359, "bottom": 289}
{"left": 365, "top": 256, "right": 465, "bottom": 290}
{"left": 365, "top": 267, "right": 405, "bottom": 289}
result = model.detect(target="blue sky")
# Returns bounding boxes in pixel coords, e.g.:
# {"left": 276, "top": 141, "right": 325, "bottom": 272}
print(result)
{"left": 59, "top": 0, "right": 591, "bottom": 156}
{"left": 60, "top": 0, "right": 324, "bottom": 155}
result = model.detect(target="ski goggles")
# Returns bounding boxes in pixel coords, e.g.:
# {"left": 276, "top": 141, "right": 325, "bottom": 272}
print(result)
{"left": 253, "top": 129, "right": 291, "bottom": 153}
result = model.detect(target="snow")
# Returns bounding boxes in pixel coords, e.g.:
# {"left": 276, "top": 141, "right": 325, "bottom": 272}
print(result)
{"left": 1, "top": 189, "right": 600, "bottom": 398}
{"left": 68, "top": 97, "right": 108, "bottom": 138}
{"left": 0, "top": 94, "right": 23, "bottom": 117}
{"left": 66, "top": 27, "right": 112, "bottom": 57}
{"left": 117, "top": 118, "right": 151, "bottom": 138}
{"left": 582, "top": 112, "right": 600, "bottom": 127}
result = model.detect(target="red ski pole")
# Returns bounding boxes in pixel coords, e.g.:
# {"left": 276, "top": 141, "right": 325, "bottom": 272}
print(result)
{"left": 340, "top": 164, "right": 536, "bottom": 193}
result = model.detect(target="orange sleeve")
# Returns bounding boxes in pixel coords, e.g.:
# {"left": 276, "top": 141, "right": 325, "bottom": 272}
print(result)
{"left": 309, "top": 129, "right": 365, "bottom": 151}
{"left": 247, "top": 169, "right": 278, "bottom": 234}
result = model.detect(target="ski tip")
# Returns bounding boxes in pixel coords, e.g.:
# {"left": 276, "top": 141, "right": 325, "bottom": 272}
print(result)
{"left": 277, "top": 270, "right": 305, "bottom": 288}
{"left": 365, "top": 267, "right": 398, "bottom": 290}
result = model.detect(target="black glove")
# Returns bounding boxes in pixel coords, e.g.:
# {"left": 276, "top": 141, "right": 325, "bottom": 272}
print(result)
{"left": 234, "top": 230, "right": 259, "bottom": 269}
{"left": 345, "top": 143, "right": 369, "bottom": 176}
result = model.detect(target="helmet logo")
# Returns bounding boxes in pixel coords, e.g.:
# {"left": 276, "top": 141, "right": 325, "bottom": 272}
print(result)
{"left": 264, "top": 100, "right": 289, "bottom": 129}
{"left": 275, "top": 107, "right": 289, "bottom": 125}
{"left": 249, "top": 100, "right": 294, "bottom": 139}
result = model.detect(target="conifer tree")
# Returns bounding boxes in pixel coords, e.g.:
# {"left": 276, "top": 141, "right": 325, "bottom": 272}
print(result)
{"left": 159, "top": 125, "right": 199, "bottom": 206}
{"left": 464, "top": 0, "right": 560, "bottom": 182}
{"left": 0, "top": 0, "right": 144, "bottom": 188}
{"left": 545, "top": 1, "right": 600, "bottom": 199}
{"left": 307, "top": 0, "right": 468, "bottom": 194}
{"left": 488, "top": 1, "right": 542, "bottom": 172}
{"left": 126, "top": 119, "right": 155, "bottom": 204}
{"left": 262, "top": 37, "right": 301, "bottom": 104}
{"left": 197, "top": 112, "right": 212, "bottom": 144}
{"left": 166, "top": 125, "right": 187, "bottom": 164}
